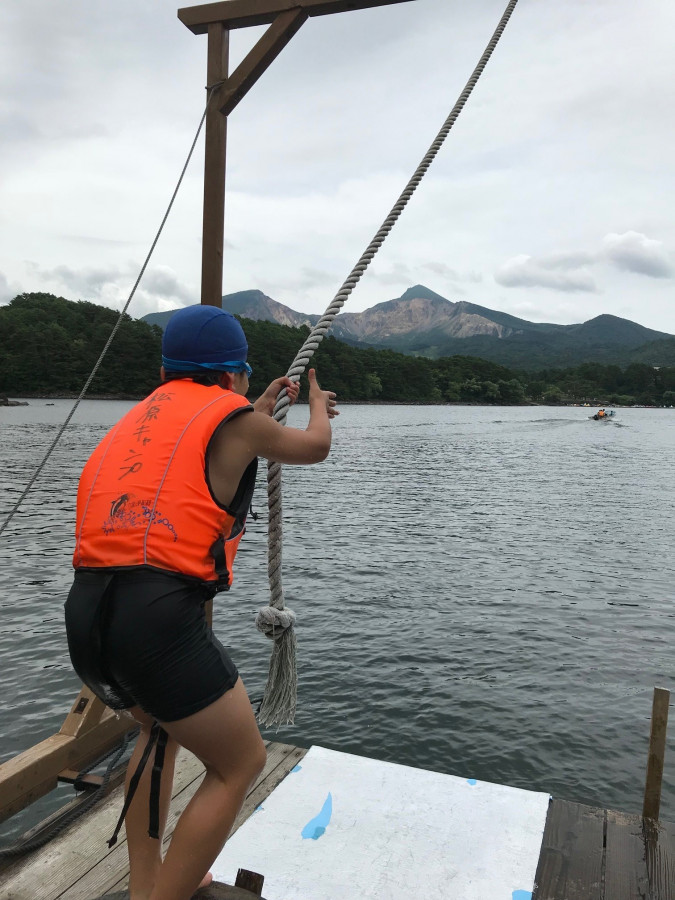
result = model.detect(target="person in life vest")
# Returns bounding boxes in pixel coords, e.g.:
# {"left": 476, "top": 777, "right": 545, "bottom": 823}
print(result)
{"left": 65, "top": 305, "right": 338, "bottom": 900}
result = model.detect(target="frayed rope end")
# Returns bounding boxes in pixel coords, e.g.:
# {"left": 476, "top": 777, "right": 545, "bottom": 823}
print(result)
{"left": 256, "top": 626, "right": 297, "bottom": 728}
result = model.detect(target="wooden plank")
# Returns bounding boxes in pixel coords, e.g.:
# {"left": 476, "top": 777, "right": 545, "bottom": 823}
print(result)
{"left": 0, "top": 714, "right": 135, "bottom": 824}
{"left": 605, "top": 809, "right": 651, "bottom": 900}
{"left": 178, "top": 0, "right": 415, "bottom": 34}
{"left": 218, "top": 8, "right": 308, "bottom": 116}
{"left": 643, "top": 686, "right": 670, "bottom": 821}
{"left": 60, "top": 688, "right": 107, "bottom": 739}
{"left": 0, "top": 745, "right": 204, "bottom": 900}
{"left": 532, "top": 799, "right": 604, "bottom": 900}
{"left": 1, "top": 764, "right": 129, "bottom": 866}
{"left": 0, "top": 772, "right": 63, "bottom": 831}
{"left": 63, "top": 743, "right": 304, "bottom": 899}
{"left": 643, "top": 818, "right": 675, "bottom": 900}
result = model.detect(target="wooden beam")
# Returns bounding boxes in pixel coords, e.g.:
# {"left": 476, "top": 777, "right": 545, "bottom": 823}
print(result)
{"left": 201, "top": 22, "right": 230, "bottom": 305}
{"left": 643, "top": 686, "right": 670, "bottom": 821}
{"left": 218, "top": 8, "right": 309, "bottom": 116}
{"left": 178, "top": 0, "right": 415, "bottom": 34}
{"left": 0, "top": 711, "right": 134, "bottom": 824}
{"left": 59, "top": 685, "right": 106, "bottom": 738}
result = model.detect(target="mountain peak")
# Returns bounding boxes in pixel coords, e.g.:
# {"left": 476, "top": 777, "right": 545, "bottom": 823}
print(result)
{"left": 398, "top": 285, "right": 453, "bottom": 305}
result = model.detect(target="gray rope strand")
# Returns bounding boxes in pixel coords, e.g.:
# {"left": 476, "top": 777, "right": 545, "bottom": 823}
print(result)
{"left": 0, "top": 84, "right": 223, "bottom": 541}
{"left": 256, "top": 0, "right": 520, "bottom": 727}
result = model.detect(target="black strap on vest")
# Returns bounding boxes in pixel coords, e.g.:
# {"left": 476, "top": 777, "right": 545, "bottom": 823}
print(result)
{"left": 107, "top": 722, "right": 169, "bottom": 847}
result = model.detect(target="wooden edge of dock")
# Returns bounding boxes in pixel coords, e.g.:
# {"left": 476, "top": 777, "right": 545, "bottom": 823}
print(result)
{"left": 532, "top": 798, "right": 675, "bottom": 900}
{"left": 0, "top": 741, "right": 306, "bottom": 900}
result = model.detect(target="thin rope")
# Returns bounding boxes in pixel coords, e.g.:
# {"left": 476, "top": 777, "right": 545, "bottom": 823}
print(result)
{"left": 257, "top": 0, "right": 521, "bottom": 727}
{"left": 0, "top": 82, "right": 224, "bottom": 541}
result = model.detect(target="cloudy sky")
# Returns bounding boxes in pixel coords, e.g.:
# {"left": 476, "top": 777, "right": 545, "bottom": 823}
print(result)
{"left": 2, "top": 0, "right": 674, "bottom": 332}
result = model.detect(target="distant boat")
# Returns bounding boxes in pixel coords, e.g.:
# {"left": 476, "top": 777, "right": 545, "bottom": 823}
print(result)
{"left": 589, "top": 409, "right": 616, "bottom": 421}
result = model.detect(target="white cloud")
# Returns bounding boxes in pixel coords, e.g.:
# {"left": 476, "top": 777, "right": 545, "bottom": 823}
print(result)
{"left": 494, "top": 254, "right": 598, "bottom": 293}
{"left": 141, "top": 267, "right": 196, "bottom": 304}
{"left": 495, "top": 231, "right": 674, "bottom": 296}
{"left": 371, "top": 262, "right": 417, "bottom": 287}
{"left": 0, "top": 271, "right": 21, "bottom": 304}
{"left": 601, "top": 231, "right": 673, "bottom": 278}
{"left": 23, "top": 262, "right": 197, "bottom": 318}
{"left": 420, "top": 262, "right": 483, "bottom": 284}
{"left": 537, "top": 252, "right": 595, "bottom": 271}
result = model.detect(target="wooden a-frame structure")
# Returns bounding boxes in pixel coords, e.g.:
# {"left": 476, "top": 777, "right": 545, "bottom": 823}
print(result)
{"left": 0, "top": 0, "right": 414, "bottom": 832}
{"left": 179, "top": 0, "right": 415, "bottom": 307}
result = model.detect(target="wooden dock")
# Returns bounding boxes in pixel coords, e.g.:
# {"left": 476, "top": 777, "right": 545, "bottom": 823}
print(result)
{"left": 1, "top": 742, "right": 306, "bottom": 900}
{"left": 1, "top": 741, "right": 674, "bottom": 900}
{"left": 534, "top": 799, "right": 675, "bottom": 900}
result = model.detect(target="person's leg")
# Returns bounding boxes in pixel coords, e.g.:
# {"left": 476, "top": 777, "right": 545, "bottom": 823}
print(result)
{"left": 124, "top": 706, "right": 179, "bottom": 900}
{"left": 147, "top": 678, "right": 266, "bottom": 900}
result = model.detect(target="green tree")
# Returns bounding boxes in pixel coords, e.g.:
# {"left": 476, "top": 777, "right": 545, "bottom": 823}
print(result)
{"left": 364, "top": 373, "right": 383, "bottom": 399}
{"left": 443, "top": 382, "right": 461, "bottom": 402}
{"left": 543, "top": 386, "right": 564, "bottom": 404}
{"left": 498, "top": 379, "right": 525, "bottom": 404}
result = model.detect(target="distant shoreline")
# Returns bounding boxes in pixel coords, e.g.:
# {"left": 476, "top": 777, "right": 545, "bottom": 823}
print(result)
{"left": 5, "top": 394, "right": 534, "bottom": 406}
{"left": 4, "top": 395, "right": 671, "bottom": 409}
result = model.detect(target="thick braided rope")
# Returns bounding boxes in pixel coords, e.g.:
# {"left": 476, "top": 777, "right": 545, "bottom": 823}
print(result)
{"left": 256, "top": 0, "right": 520, "bottom": 727}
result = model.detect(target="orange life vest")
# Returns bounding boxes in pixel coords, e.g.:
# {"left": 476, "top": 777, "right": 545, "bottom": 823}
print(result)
{"left": 73, "top": 380, "right": 257, "bottom": 590}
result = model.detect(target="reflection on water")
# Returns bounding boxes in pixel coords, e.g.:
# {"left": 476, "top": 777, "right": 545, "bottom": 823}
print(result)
{"left": 0, "top": 401, "right": 674, "bottom": 842}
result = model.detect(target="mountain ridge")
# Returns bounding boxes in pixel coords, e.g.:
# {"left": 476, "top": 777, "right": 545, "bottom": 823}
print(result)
{"left": 141, "top": 285, "right": 675, "bottom": 370}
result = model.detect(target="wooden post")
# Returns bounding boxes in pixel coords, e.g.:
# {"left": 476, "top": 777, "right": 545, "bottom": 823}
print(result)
{"left": 202, "top": 22, "right": 229, "bottom": 306}
{"left": 642, "top": 686, "right": 670, "bottom": 821}
{"left": 235, "top": 869, "right": 265, "bottom": 894}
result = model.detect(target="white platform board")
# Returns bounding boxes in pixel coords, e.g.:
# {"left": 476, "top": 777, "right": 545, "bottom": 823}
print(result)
{"left": 213, "top": 745, "right": 549, "bottom": 900}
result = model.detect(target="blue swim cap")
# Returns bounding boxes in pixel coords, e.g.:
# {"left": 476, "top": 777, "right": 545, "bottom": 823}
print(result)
{"left": 162, "top": 305, "right": 248, "bottom": 372}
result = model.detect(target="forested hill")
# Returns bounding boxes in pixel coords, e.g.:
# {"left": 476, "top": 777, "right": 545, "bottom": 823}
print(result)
{"left": 1, "top": 293, "right": 674, "bottom": 407}
{"left": 0, "top": 293, "right": 163, "bottom": 396}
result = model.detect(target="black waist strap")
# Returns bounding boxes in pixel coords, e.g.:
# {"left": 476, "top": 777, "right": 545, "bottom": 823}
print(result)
{"left": 108, "top": 722, "right": 169, "bottom": 847}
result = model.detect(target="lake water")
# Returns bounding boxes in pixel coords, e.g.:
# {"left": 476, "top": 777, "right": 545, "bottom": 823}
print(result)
{"left": 1, "top": 400, "right": 674, "bottom": 844}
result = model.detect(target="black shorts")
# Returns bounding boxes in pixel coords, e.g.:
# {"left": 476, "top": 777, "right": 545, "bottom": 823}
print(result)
{"left": 64, "top": 569, "right": 239, "bottom": 722}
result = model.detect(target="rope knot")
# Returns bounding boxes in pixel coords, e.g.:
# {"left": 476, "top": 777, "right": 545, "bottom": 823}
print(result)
{"left": 256, "top": 606, "right": 296, "bottom": 639}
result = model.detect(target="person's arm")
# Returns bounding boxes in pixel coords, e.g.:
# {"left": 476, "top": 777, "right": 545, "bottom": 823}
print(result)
{"left": 247, "top": 369, "right": 337, "bottom": 464}
{"left": 221, "top": 369, "right": 336, "bottom": 467}
{"left": 207, "top": 370, "right": 338, "bottom": 506}
{"left": 253, "top": 376, "right": 300, "bottom": 417}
